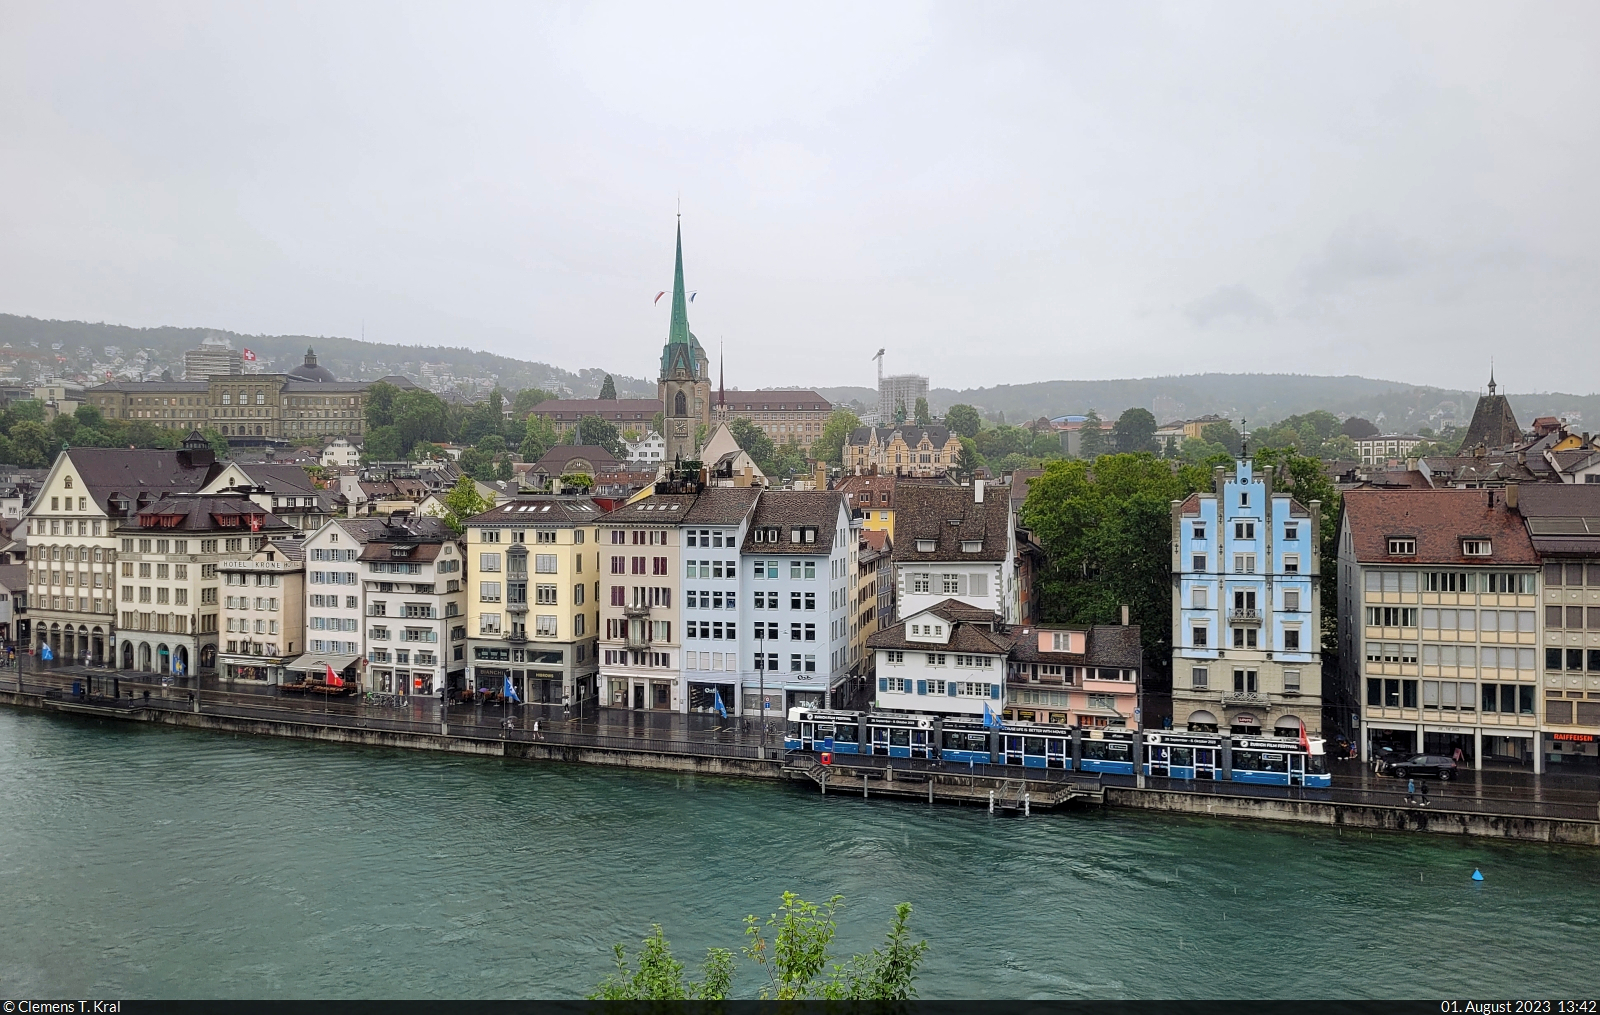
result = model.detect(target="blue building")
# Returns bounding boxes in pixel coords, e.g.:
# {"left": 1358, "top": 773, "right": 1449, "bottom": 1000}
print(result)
{"left": 1170, "top": 459, "right": 1323, "bottom": 738}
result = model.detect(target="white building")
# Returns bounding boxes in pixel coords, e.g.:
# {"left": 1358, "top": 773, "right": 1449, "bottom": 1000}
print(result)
{"left": 737, "top": 490, "right": 854, "bottom": 713}
{"left": 890, "top": 481, "right": 1016, "bottom": 621}
{"left": 321, "top": 438, "right": 361, "bottom": 469}
{"left": 679, "top": 488, "right": 762, "bottom": 714}
{"left": 871, "top": 601, "right": 1007, "bottom": 717}
{"left": 623, "top": 431, "right": 667, "bottom": 465}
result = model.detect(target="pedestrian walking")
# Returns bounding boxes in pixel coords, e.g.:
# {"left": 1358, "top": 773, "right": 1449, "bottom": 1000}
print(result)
{"left": 1406, "top": 777, "right": 1416, "bottom": 804}
{"left": 1419, "top": 780, "right": 1430, "bottom": 806}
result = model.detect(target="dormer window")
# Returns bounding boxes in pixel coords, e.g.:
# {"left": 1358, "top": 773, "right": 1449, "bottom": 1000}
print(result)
{"left": 961, "top": 540, "right": 982, "bottom": 553}
{"left": 916, "top": 539, "right": 935, "bottom": 553}
{"left": 1462, "top": 539, "right": 1492, "bottom": 557}
{"left": 1387, "top": 538, "right": 1416, "bottom": 556}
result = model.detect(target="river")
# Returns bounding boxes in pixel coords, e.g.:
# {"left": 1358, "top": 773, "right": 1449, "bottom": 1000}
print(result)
{"left": 1, "top": 709, "right": 1596, "bottom": 999}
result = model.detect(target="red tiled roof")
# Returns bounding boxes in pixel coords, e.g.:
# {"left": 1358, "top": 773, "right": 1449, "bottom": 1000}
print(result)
{"left": 1341, "top": 489, "right": 1538, "bottom": 565}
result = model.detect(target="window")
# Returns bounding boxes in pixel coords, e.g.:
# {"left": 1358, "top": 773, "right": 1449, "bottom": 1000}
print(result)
{"left": 1233, "top": 554, "right": 1256, "bottom": 574}
{"left": 1234, "top": 522, "right": 1255, "bottom": 540}
{"left": 1232, "top": 627, "right": 1256, "bottom": 648}
{"left": 1192, "top": 626, "right": 1208, "bottom": 648}
{"left": 1192, "top": 524, "right": 1205, "bottom": 540}
{"left": 1284, "top": 590, "right": 1300, "bottom": 612}
{"left": 1191, "top": 587, "right": 1208, "bottom": 609}
{"left": 1283, "top": 554, "right": 1300, "bottom": 574}
{"left": 912, "top": 573, "right": 930, "bottom": 594}
{"left": 1387, "top": 538, "right": 1416, "bottom": 556}
{"left": 480, "top": 614, "right": 501, "bottom": 635}
{"left": 1462, "top": 540, "right": 1491, "bottom": 557}
{"left": 1283, "top": 524, "right": 1298, "bottom": 541}
{"left": 536, "top": 616, "right": 558, "bottom": 637}
{"left": 1191, "top": 667, "right": 1208, "bottom": 688}
{"left": 480, "top": 553, "right": 501, "bottom": 572}
{"left": 885, "top": 650, "right": 904, "bottom": 664}
{"left": 1233, "top": 669, "right": 1257, "bottom": 693}
{"left": 1192, "top": 554, "right": 1206, "bottom": 573}
{"left": 1283, "top": 669, "right": 1300, "bottom": 691}
{"left": 1284, "top": 629, "right": 1300, "bottom": 651}
{"left": 535, "top": 584, "right": 557, "bottom": 605}
{"left": 480, "top": 581, "right": 502, "bottom": 602}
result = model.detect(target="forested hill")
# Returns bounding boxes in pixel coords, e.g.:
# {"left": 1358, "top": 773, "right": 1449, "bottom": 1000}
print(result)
{"left": 0, "top": 314, "right": 654, "bottom": 398}
{"left": 819, "top": 374, "right": 1600, "bottom": 433}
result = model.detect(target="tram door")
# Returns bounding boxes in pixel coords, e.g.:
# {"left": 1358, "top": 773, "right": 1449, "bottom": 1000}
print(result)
{"left": 910, "top": 729, "right": 931, "bottom": 759}
{"left": 1148, "top": 745, "right": 1170, "bottom": 777}
{"left": 800, "top": 723, "right": 815, "bottom": 750}
{"left": 1288, "top": 752, "right": 1306, "bottom": 786}
{"left": 1169, "top": 747, "right": 1194, "bottom": 779}
{"left": 1194, "top": 748, "right": 1218, "bottom": 780}
{"left": 1003, "top": 735, "right": 1024, "bottom": 766}
{"left": 871, "top": 726, "right": 891, "bottom": 756}
{"left": 1047, "top": 737, "right": 1068, "bottom": 769}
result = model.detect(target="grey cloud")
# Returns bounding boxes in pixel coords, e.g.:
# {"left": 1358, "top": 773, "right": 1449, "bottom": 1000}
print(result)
{"left": 1185, "top": 285, "right": 1275, "bottom": 328}
{"left": 1303, "top": 225, "right": 1418, "bottom": 295}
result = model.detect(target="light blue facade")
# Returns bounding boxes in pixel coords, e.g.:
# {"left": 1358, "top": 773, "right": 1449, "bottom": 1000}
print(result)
{"left": 1172, "top": 459, "right": 1323, "bottom": 736}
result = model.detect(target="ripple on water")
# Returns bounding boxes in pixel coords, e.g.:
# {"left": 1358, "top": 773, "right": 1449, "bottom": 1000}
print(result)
{"left": 0, "top": 709, "right": 1595, "bottom": 999}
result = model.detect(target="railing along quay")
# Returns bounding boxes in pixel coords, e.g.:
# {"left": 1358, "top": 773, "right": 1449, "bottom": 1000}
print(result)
{"left": 10, "top": 665, "right": 1600, "bottom": 825}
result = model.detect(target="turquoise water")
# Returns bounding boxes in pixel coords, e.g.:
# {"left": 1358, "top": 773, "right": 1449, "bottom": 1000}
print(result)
{"left": 1, "top": 708, "right": 1596, "bottom": 999}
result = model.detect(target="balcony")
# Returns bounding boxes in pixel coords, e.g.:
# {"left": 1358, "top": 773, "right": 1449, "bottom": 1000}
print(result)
{"left": 1228, "top": 608, "right": 1262, "bottom": 625}
{"left": 623, "top": 603, "right": 652, "bottom": 618}
{"left": 1221, "top": 691, "right": 1270, "bottom": 707}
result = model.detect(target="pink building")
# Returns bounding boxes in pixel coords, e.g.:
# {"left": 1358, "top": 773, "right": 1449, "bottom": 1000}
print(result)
{"left": 1005, "top": 624, "right": 1143, "bottom": 728}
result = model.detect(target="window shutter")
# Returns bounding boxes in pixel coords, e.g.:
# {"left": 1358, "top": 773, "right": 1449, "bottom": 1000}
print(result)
{"left": 989, "top": 684, "right": 1000, "bottom": 699}
{"left": 878, "top": 677, "right": 887, "bottom": 692}
{"left": 956, "top": 574, "right": 967, "bottom": 596}
{"left": 916, "top": 680, "right": 927, "bottom": 695}
{"left": 948, "top": 682, "right": 957, "bottom": 697}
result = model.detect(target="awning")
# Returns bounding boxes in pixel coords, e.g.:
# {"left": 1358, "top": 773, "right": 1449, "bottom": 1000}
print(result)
{"left": 284, "top": 653, "right": 361, "bottom": 674}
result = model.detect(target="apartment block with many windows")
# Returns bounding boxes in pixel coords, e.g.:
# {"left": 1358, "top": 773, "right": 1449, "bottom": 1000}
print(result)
{"left": 217, "top": 535, "right": 306, "bottom": 685}
{"left": 358, "top": 516, "right": 464, "bottom": 698}
{"left": 678, "top": 488, "right": 762, "bottom": 716}
{"left": 597, "top": 494, "right": 696, "bottom": 710}
{"left": 1339, "top": 488, "right": 1542, "bottom": 771}
{"left": 1171, "top": 460, "right": 1322, "bottom": 739}
{"left": 464, "top": 497, "right": 601, "bottom": 708}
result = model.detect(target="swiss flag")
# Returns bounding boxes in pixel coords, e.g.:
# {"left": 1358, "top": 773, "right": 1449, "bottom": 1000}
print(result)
{"left": 325, "top": 663, "right": 344, "bottom": 688}
{"left": 1299, "top": 723, "right": 1311, "bottom": 754}
{"left": 249, "top": 515, "right": 261, "bottom": 533}
{"left": 242, "top": 348, "right": 257, "bottom": 362}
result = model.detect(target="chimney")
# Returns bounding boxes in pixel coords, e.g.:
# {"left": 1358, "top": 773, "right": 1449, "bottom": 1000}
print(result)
{"left": 1120, "top": 604, "right": 1129, "bottom": 626}
{"left": 974, "top": 479, "right": 985, "bottom": 503}
{"left": 1506, "top": 482, "right": 1519, "bottom": 510}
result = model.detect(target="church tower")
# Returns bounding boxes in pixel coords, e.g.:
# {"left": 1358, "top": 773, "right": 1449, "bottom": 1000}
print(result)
{"left": 658, "top": 219, "right": 709, "bottom": 465}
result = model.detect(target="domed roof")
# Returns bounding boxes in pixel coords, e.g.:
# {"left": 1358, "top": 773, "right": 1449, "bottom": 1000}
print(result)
{"left": 287, "top": 346, "right": 338, "bottom": 383}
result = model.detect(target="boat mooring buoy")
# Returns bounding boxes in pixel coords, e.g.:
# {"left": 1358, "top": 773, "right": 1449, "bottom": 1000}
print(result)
{"left": 1472, "top": 869, "right": 1484, "bottom": 881}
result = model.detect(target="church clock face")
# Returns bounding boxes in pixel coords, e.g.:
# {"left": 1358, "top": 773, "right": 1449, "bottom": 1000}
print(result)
{"left": 673, "top": 420, "right": 689, "bottom": 438}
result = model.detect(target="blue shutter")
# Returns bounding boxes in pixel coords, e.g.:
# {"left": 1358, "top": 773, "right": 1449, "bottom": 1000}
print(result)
{"left": 948, "top": 682, "right": 957, "bottom": 697}
{"left": 989, "top": 684, "right": 1000, "bottom": 699}
{"left": 916, "top": 680, "right": 927, "bottom": 696}
{"left": 878, "top": 677, "right": 888, "bottom": 692}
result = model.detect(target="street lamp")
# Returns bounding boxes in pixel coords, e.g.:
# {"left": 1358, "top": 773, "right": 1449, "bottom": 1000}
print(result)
{"left": 758, "top": 628, "right": 767, "bottom": 758}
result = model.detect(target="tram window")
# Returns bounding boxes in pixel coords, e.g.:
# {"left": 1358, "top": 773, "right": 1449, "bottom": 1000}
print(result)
{"left": 786, "top": 721, "right": 801, "bottom": 736}
{"left": 1234, "top": 751, "right": 1289, "bottom": 773}
{"left": 942, "top": 731, "right": 987, "bottom": 752}
{"left": 890, "top": 729, "right": 910, "bottom": 747}
{"left": 1024, "top": 737, "right": 1046, "bottom": 755}
{"left": 834, "top": 722, "right": 858, "bottom": 744}
{"left": 1081, "top": 740, "right": 1129, "bottom": 761}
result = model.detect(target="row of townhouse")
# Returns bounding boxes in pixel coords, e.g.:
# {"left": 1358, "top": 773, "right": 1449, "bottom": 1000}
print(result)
{"left": 1338, "top": 483, "right": 1600, "bottom": 773}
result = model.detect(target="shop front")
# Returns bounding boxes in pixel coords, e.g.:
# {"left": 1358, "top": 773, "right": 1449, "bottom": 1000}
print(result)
{"left": 1547, "top": 731, "right": 1599, "bottom": 771}
{"left": 688, "top": 681, "right": 735, "bottom": 715}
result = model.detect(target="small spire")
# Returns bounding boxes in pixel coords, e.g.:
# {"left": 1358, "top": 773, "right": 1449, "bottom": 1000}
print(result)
{"left": 1488, "top": 359, "right": 1496, "bottom": 396}
{"left": 718, "top": 342, "right": 725, "bottom": 407}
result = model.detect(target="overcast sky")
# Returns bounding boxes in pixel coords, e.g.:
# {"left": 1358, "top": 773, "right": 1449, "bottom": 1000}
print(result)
{"left": 3, "top": 2, "right": 1598, "bottom": 394}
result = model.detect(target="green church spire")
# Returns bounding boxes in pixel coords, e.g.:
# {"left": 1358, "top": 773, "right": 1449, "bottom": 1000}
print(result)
{"left": 668, "top": 218, "right": 691, "bottom": 347}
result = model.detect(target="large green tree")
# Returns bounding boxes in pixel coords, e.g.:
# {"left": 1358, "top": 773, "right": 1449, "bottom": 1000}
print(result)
{"left": 512, "top": 387, "right": 558, "bottom": 415}
{"left": 1022, "top": 454, "right": 1210, "bottom": 685}
{"left": 913, "top": 397, "right": 931, "bottom": 425}
{"left": 729, "top": 417, "right": 776, "bottom": 471}
{"left": 1112, "top": 407, "right": 1160, "bottom": 454}
{"left": 944, "top": 404, "right": 981, "bottom": 439}
{"left": 598, "top": 375, "right": 617, "bottom": 400}
{"left": 1076, "top": 410, "right": 1108, "bottom": 459}
{"left": 813, "top": 409, "right": 862, "bottom": 465}
{"left": 432, "top": 475, "right": 494, "bottom": 533}
{"left": 520, "top": 413, "right": 559, "bottom": 463}
{"left": 575, "top": 414, "right": 627, "bottom": 458}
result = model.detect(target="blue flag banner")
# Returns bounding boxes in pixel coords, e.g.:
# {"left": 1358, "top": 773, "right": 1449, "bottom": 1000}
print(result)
{"left": 982, "top": 702, "right": 1002, "bottom": 731}
{"left": 712, "top": 688, "right": 727, "bottom": 718}
{"left": 503, "top": 677, "right": 521, "bottom": 703}
{"left": 40, "top": 644, "right": 53, "bottom": 661}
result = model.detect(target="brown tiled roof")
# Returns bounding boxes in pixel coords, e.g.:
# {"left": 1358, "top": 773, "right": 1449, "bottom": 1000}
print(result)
{"left": 1342, "top": 489, "right": 1537, "bottom": 565}
{"left": 681, "top": 487, "right": 761, "bottom": 525}
{"left": 739, "top": 491, "right": 846, "bottom": 555}
{"left": 465, "top": 497, "right": 603, "bottom": 526}
{"left": 535, "top": 445, "right": 623, "bottom": 472}
{"left": 1513, "top": 484, "right": 1600, "bottom": 556}
{"left": 846, "top": 424, "right": 956, "bottom": 448}
{"left": 528, "top": 398, "right": 663, "bottom": 421}
{"left": 867, "top": 600, "right": 1011, "bottom": 654}
{"left": 601, "top": 494, "right": 698, "bottom": 525}
{"left": 889, "top": 485, "right": 1009, "bottom": 563}
{"left": 860, "top": 529, "right": 890, "bottom": 553}
{"left": 1008, "top": 468, "right": 1044, "bottom": 509}
{"left": 120, "top": 494, "right": 295, "bottom": 535}
{"left": 65, "top": 448, "right": 223, "bottom": 513}
{"left": 358, "top": 541, "right": 443, "bottom": 562}
{"left": 836, "top": 474, "right": 897, "bottom": 510}
{"left": 1007, "top": 624, "right": 1141, "bottom": 668}
{"left": 720, "top": 390, "right": 832, "bottom": 410}
{"left": 335, "top": 515, "right": 455, "bottom": 544}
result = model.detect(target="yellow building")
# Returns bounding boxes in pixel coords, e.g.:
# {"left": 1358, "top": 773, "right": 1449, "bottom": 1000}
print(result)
{"left": 463, "top": 496, "right": 603, "bottom": 709}
{"left": 836, "top": 474, "right": 898, "bottom": 541}
{"left": 844, "top": 425, "right": 962, "bottom": 478}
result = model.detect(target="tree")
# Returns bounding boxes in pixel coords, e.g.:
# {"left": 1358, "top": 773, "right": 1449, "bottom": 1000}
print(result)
{"left": 200, "top": 428, "right": 230, "bottom": 457}
{"left": 575, "top": 414, "right": 627, "bottom": 458}
{"left": 944, "top": 404, "right": 981, "bottom": 439}
{"left": 1021, "top": 454, "right": 1210, "bottom": 686}
{"left": 1112, "top": 407, "right": 1160, "bottom": 454}
{"left": 496, "top": 456, "right": 513, "bottom": 482}
{"left": 365, "top": 426, "right": 403, "bottom": 461}
{"left": 72, "top": 404, "right": 105, "bottom": 431}
{"left": 590, "top": 924, "right": 733, "bottom": 1001}
{"left": 1341, "top": 416, "right": 1380, "bottom": 439}
{"left": 729, "top": 417, "right": 776, "bottom": 472}
{"left": 461, "top": 390, "right": 505, "bottom": 445}
{"left": 435, "top": 475, "right": 493, "bottom": 533}
{"left": 913, "top": 397, "right": 931, "bottom": 425}
{"left": 976, "top": 424, "right": 1029, "bottom": 462}
{"left": 458, "top": 447, "right": 496, "bottom": 481}
{"left": 478, "top": 434, "right": 507, "bottom": 456}
{"left": 1028, "top": 430, "right": 1064, "bottom": 459}
{"left": 950, "top": 436, "right": 981, "bottom": 482}
{"left": 365, "top": 381, "right": 400, "bottom": 429}
{"left": 772, "top": 438, "right": 808, "bottom": 477}
{"left": 814, "top": 409, "right": 863, "bottom": 465}
{"left": 598, "top": 375, "right": 617, "bottom": 400}
{"left": 1200, "top": 420, "right": 1242, "bottom": 457}
{"left": 1076, "top": 410, "right": 1108, "bottom": 460}
{"left": 520, "top": 413, "right": 559, "bottom": 463}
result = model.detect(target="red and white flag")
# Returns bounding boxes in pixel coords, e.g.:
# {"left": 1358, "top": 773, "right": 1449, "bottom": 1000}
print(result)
{"left": 325, "top": 663, "right": 344, "bottom": 688}
{"left": 653, "top": 291, "right": 666, "bottom": 304}
{"left": 249, "top": 514, "right": 261, "bottom": 533}
{"left": 242, "top": 348, "right": 257, "bottom": 362}
{"left": 1299, "top": 723, "right": 1311, "bottom": 754}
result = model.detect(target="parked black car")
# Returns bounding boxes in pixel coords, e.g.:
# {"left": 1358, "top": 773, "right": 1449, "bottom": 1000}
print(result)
{"left": 1385, "top": 753, "right": 1458, "bottom": 780}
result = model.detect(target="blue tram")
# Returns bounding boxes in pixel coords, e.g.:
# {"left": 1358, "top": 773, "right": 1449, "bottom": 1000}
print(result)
{"left": 786, "top": 708, "right": 1329, "bottom": 788}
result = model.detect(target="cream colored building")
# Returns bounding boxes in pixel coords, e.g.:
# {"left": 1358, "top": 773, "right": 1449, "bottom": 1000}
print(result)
{"left": 464, "top": 497, "right": 602, "bottom": 708}
{"left": 218, "top": 536, "right": 306, "bottom": 684}
{"left": 597, "top": 493, "right": 696, "bottom": 710}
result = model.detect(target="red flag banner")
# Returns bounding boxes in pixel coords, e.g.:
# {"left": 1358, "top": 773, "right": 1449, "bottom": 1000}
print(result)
{"left": 242, "top": 348, "right": 257, "bottom": 362}
{"left": 653, "top": 291, "right": 666, "bottom": 304}
{"left": 325, "top": 663, "right": 344, "bottom": 688}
